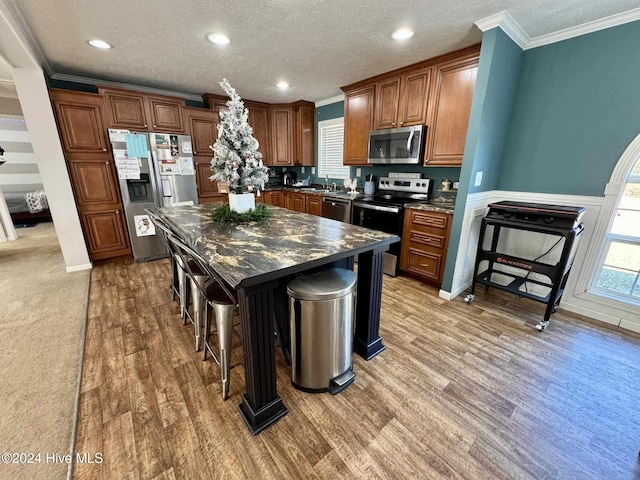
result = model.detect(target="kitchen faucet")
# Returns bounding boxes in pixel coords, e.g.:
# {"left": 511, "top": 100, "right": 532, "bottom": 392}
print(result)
{"left": 325, "top": 175, "right": 329, "bottom": 190}
{"left": 331, "top": 182, "right": 337, "bottom": 192}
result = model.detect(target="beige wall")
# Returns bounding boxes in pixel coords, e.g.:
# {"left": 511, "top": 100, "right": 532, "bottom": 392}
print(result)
{"left": 0, "top": 97, "right": 22, "bottom": 115}
{"left": 12, "top": 68, "right": 91, "bottom": 271}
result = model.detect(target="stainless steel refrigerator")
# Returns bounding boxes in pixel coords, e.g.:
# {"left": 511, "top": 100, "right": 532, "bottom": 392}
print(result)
{"left": 108, "top": 129, "right": 199, "bottom": 262}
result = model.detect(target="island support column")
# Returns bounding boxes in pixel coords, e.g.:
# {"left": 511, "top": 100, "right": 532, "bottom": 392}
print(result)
{"left": 237, "top": 280, "right": 288, "bottom": 434}
{"left": 353, "top": 247, "right": 387, "bottom": 360}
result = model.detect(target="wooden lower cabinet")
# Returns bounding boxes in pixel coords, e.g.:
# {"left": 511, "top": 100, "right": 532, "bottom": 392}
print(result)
{"left": 400, "top": 209, "right": 452, "bottom": 285}
{"left": 80, "top": 209, "right": 130, "bottom": 260}
{"left": 290, "top": 192, "right": 306, "bottom": 212}
{"left": 305, "top": 195, "right": 322, "bottom": 216}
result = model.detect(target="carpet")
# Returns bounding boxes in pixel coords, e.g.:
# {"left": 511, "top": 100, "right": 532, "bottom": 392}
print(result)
{"left": 0, "top": 223, "right": 91, "bottom": 480}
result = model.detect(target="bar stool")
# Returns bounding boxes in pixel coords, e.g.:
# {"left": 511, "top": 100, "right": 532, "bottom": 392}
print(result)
{"left": 168, "top": 233, "right": 240, "bottom": 400}
{"left": 148, "top": 212, "right": 208, "bottom": 351}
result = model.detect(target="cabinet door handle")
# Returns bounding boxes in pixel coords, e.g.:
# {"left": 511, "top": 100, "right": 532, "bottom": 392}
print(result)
{"left": 144, "top": 124, "right": 148, "bottom": 127}
{"left": 419, "top": 263, "right": 429, "bottom": 267}
{"left": 392, "top": 122, "right": 396, "bottom": 126}
{"left": 153, "top": 124, "right": 157, "bottom": 128}
{"left": 102, "top": 148, "right": 107, "bottom": 151}
{"left": 400, "top": 121, "right": 404, "bottom": 125}
{"left": 193, "top": 151, "right": 197, "bottom": 154}
{"left": 116, "top": 210, "right": 120, "bottom": 214}
{"left": 105, "top": 161, "right": 109, "bottom": 165}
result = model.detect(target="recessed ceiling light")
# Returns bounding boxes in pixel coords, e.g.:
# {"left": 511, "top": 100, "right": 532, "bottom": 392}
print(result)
{"left": 207, "top": 33, "right": 230, "bottom": 45}
{"left": 276, "top": 81, "right": 290, "bottom": 90}
{"left": 391, "top": 29, "right": 414, "bottom": 41}
{"left": 88, "top": 40, "right": 112, "bottom": 49}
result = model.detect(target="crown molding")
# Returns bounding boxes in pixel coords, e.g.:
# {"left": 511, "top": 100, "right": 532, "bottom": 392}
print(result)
{"left": 476, "top": 7, "right": 640, "bottom": 51}
{"left": 50, "top": 73, "right": 204, "bottom": 102}
{"left": 1, "top": 0, "right": 52, "bottom": 74}
{"left": 475, "top": 11, "right": 530, "bottom": 50}
{"left": 526, "top": 7, "right": 640, "bottom": 49}
{"left": 315, "top": 94, "right": 344, "bottom": 107}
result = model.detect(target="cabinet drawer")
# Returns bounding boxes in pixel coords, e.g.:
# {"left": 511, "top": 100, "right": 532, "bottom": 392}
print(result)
{"left": 406, "top": 249, "right": 442, "bottom": 280}
{"left": 411, "top": 210, "right": 449, "bottom": 230}
{"left": 409, "top": 230, "right": 446, "bottom": 250}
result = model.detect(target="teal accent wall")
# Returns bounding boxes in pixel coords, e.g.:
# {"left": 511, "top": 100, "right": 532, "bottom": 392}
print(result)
{"left": 499, "top": 20, "right": 640, "bottom": 196}
{"left": 442, "top": 28, "right": 523, "bottom": 291}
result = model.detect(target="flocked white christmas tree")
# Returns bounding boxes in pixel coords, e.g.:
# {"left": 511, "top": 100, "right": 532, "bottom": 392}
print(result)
{"left": 210, "top": 79, "right": 269, "bottom": 195}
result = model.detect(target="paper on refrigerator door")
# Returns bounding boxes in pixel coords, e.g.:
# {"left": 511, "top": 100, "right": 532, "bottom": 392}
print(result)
{"left": 178, "top": 156, "right": 194, "bottom": 175}
{"left": 134, "top": 214, "right": 155, "bottom": 237}
{"left": 125, "top": 133, "right": 148, "bottom": 157}
{"left": 113, "top": 149, "right": 141, "bottom": 179}
{"left": 109, "top": 129, "right": 129, "bottom": 142}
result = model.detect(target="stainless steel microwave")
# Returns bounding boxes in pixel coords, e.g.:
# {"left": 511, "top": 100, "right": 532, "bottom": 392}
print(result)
{"left": 368, "top": 125, "right": 425, "bottom": 164}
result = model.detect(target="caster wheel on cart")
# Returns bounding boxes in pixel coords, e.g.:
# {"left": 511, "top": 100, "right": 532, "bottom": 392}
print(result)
{"left": 464, "top": 294, "right": 475, "bottom": 304}
{"left": 535, "top": 321, "right": 549, "bottom": 332}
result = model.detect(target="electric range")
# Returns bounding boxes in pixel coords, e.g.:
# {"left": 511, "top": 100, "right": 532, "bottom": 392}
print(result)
{"left": 351, "top": 175, "right": 431, "bottom": 276}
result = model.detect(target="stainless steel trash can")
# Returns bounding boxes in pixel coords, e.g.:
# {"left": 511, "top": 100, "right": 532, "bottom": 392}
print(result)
{"left": 287, "top": 268, "right": 357, "bottom": 394}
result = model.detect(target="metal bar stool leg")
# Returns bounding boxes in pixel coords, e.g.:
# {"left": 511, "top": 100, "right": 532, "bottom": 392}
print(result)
{"left": 176, "top": 260, "right": 188, "bottom": 325}
{"left": 214, "top": 302, "right": 236, "bottom": 400}
{"left": 191, "top": 275, "right": 207, "bottom": 351}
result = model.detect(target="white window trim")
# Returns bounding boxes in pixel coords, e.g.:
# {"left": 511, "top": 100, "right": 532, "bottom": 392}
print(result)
{"left": 317, "top": 117, "right": 350, "bottom": 180}
{"left": 576, "top": 132, "right": 640, "bottom": 308}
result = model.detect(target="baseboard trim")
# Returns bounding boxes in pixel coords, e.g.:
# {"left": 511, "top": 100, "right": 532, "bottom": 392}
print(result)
{"left": 66, "top": 263, "right": 92, "bottom": 273}
{"left": 439, "top": 289, "right": 452, "bottom": 301}
{"left": 67, "top": 268, "right": 92, "bottom": 480}
{"left": 619, "top": 320, "right": 640, "bottom": 334}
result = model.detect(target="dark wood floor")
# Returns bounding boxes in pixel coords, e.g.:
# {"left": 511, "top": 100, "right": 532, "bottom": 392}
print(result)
{"left": 74, "top": 257, "right": 640, "bottom": 479}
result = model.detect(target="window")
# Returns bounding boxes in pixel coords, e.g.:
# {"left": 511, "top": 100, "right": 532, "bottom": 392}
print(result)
{"left": 317, "top": 117, "right": 350, "bottom": 180}
{"left": 591, "top": 156, "right": 640, "bottom": 302}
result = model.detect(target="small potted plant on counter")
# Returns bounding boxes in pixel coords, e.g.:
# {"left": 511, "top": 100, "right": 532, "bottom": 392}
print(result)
{"left": 210, "top": 79, "right": 269, "bottom": 213}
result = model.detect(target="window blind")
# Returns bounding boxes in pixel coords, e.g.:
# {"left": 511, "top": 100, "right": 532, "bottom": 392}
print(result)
{"left": 318, "top": 118, "right": 349, "bottom": 179}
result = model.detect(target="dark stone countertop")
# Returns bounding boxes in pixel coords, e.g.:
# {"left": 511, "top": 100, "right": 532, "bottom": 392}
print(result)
{"left": 404, "top": 201, "right": 456, "bottom": 214}
{"left": 156, "top": 204, "right": 399, "bottom": 289}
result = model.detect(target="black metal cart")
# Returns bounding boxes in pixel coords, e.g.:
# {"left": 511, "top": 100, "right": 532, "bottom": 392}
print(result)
{"left": 466, "top": 201, "right": 585, "bottom": 331}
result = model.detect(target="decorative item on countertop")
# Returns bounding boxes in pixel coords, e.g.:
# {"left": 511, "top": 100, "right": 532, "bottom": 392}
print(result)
{"left": 210, "top": 78, "right": 269, "bottom": 213}
{"left": 440, "top": 178, "right": 452, "bottom": 191}
{"left": 210, "top": 203, "right": 272, "bottom": 224}
{"left": 343, "top": 178, "right": 359, "bottom": 195}
{"left": 364, "top": 174, "right": 375, "bottom": 195}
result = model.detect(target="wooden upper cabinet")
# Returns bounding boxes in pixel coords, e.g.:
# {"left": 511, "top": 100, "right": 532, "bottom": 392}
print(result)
{"left": 270, "top": 106, "right": 293, "bottom": 165}
{"left": 374, "top": 67, "right": 431, "bottom": 130}
{"left": 67, "top": 156, "right": 120, "bottom": 206}
{"left": 185, "top": 108, "right": 218, "bottom": 155}
{"left": 292, "top": 102, "right": 315, "bottom": 166}
{"left": 399, "top": 66, "right": 432, "bottom": 126}
{"left": 425, "top": 57, "right": 478, "bottom": 166}
{"left": 101, "top": 88, "right": 148, "bottom": 129}
{"left": 203, "top": 93, "right": 229, "bottom": 113}
{"left": 50, "top": 90, "right": 108, "bottom": 153}
{"left": 245, "top": 102, "right": 270, "bottom": 164}
{"left": 374, "top": 78, "right": 400, "bottom": 129}
{"left": 343, "top": 85, "right": 375, "bottom": 165}
{"left": 147, "top": 96, "right": 184, "bottom": 132}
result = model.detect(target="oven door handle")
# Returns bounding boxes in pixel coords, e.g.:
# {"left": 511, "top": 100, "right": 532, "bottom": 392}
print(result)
{"left": 353, "top": 201, "right": 401, "bottom": 214}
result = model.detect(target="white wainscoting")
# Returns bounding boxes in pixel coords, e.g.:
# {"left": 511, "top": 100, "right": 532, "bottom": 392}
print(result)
{"left": 439, "top": 190, "right": 640, "bottom": 334}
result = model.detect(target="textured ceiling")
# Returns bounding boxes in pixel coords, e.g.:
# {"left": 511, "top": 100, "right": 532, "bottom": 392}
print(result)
{"left": 16, "top": 0, "right": 640, "bottom": 103}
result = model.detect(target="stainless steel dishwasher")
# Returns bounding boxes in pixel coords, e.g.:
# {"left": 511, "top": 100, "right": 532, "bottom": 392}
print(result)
{"left": 321, "top": 196, "right": 352, "bottom": 223}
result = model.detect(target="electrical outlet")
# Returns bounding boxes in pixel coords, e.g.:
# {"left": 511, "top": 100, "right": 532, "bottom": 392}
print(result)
{"left": 474, "top": 171, "right": 483, "bottom": 187}
{"left": 301, "top": 166, "right": 305, "bottom": 173}
{"left": 311, "top": 167, "right": 315, "bottom": 174}
{"left": 356, "top": 168, "right": 362, "bottom": 177}
{"left": 282, "top": 167, "right": 287, "bottom": 172}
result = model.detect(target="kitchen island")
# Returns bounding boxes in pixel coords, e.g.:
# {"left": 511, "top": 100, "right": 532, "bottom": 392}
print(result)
{"left": 155, "top": 204, "right": 399, "bottom": 434}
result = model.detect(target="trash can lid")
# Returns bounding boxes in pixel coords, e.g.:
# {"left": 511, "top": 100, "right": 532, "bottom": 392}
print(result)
{"left": 287, "top": 268, "right": 357, "bottom": 301}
